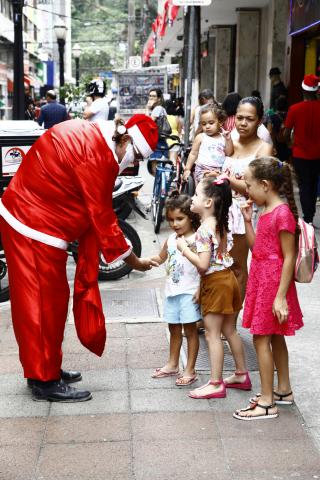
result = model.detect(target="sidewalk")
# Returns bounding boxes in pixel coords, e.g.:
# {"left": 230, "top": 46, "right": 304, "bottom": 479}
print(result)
{"left": 0, "top": 166, "right": 320, "bottom": 479}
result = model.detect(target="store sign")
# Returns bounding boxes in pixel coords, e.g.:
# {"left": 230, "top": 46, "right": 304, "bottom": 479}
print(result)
{"left": 173, "top": 0, "right": 211, "bottom": 5}
{"left": 167, "top": 64, "right": 180, "bottom": 74}
{"left": 290, "top": 0, "right": 320, "bottom": 35}
{"left": 128, "top": 56, "right": 142, "bottom": 69}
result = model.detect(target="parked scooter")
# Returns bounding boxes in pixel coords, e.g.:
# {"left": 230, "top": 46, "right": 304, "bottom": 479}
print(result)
{"left": 70, "top": 175, "right": 146, "bottom": 281}
{"left": 0, "top": 234, "right": 9, "bottom": 303}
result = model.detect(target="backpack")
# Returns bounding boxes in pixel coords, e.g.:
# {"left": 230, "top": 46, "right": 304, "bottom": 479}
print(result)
{"left": 295, "top": 219, "right": 319, "bottom": 283}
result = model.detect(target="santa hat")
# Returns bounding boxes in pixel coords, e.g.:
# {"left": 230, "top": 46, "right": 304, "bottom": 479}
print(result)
{"left": 301, "top": 74, "right": 320, "bottom": 91}
{"left": 125, "top": 114, "right": 158, "bottom": 158}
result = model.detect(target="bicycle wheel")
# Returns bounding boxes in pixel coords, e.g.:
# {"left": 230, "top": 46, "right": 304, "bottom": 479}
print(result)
{"left": 154, "top": 195, "right": 165, "bottom": 234}
{"left": 151, "top": 174, "right": 161, "bottom": 223}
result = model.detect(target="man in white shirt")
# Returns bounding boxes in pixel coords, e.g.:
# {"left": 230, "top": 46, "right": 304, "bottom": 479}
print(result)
{"left": 83, "top": 78, "right": 109, "bottom": 122}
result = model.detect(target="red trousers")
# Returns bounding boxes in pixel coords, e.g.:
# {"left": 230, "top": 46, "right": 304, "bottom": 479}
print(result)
{"left": 1, "top": 218, "right": 70, "bottom": 381}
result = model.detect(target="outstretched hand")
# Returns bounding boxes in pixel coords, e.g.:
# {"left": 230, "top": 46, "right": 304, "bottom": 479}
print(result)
{"left": 136, "top": 257, "right": 159, "bottom": 272}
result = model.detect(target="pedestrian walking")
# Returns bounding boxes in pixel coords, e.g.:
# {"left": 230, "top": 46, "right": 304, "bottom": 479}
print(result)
{"left": 150, "top": 193, "right": 201, "bottom": 386}
{"left": 284, "top": 74, "right": 320, "bottom": 225}
{"left": 234, "top": 157, "right": 303, "bottom": 420}
{"left": 267, "top": 95, "right": 291, "bottom": 162}
{"left": 269, "top": 67, "right": 288, "bottom": 111}
{"left": 183, "top": 104, "right": 233, "bottom": 184}
{"left": 176, "top": 177, "right": 251, "bottom": 399}
{"left": 0, "top": 114, "right": 158, "bottom": 403}
{"left": 37, "top": 90, "right": 68, "bottom": 129}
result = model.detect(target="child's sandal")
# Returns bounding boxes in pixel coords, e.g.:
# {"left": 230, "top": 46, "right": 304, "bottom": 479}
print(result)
{"left": 233, "top": 402, "right": 278, "bottom": 421}
{"left": 250, "top": 391, "right": 293, "bottom": 405}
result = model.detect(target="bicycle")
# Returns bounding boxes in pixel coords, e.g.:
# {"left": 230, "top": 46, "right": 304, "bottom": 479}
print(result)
{"left": 148, "top": 135, "right": 182, "bottom": 234}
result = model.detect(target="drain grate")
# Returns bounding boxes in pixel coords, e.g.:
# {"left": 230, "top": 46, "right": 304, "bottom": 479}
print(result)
{"left": 180, "top": 327, "right": 258, "bottom": 372}
{"left": 101, "top": 288, "right": 160, "bottom": 318}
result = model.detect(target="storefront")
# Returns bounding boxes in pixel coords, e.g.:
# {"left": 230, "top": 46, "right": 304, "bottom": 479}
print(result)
{"left": 288, "top": 0, "right": 320, "bottom": 104}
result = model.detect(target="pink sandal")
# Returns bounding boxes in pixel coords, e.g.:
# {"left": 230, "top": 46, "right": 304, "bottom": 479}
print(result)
{"left": 188, "top": 379, "right": 226, "bottom": 399}
{"left": 224, "top": 371, "right": 252, "bottom": 391}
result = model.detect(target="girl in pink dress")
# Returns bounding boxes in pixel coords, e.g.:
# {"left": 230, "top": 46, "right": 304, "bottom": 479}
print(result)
{"left": 234, "top": 157, "right": 303, "bottom": 421}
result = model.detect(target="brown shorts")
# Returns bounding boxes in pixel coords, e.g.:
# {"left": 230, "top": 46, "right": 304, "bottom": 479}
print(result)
{"left": 200, "top": 269, "right": 242, "bottom": 316}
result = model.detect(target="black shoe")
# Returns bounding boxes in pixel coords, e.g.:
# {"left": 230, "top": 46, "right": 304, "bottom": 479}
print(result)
{"left": 32, "top": 380, "right": 92, "bottom": 403}
{"left": 27, "top": 369, "right": 82, "bottom": 388}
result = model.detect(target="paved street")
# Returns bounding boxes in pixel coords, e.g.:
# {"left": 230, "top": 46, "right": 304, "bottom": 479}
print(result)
{"left": 0, "top": 163, "right": 320, "bottom": 479}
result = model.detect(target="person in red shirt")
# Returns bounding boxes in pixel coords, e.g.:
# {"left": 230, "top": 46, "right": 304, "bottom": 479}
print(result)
{"left": 0, "top": 114, "right": 158, "bottom": 403}
{"left": 284, "top": 74, "right": 320, "bottom": 224}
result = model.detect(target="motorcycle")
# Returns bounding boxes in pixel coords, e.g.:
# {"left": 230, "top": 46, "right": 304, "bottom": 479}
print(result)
{"left": 70, "top": 175, "right": 146, "bottom": 281}
{"left": 0, "top": 234, "right": 9, "bottom": 303}
{"left": 0, "top": 176, "right": 146, "bottom": 302}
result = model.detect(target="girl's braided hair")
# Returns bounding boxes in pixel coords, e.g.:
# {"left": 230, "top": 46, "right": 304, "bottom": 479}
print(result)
{"left": 201, "top": 177, "right": 232, "bottom": 238}
{"left": 249, "top": 157, "right": 300, "bottom": 237}
{"left": 165, "top": 191, "right": 200, "bottom": 231}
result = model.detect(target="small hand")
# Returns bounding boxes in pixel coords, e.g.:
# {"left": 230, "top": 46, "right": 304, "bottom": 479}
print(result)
{"left": 204, "top": 169, "right": 220, "bottom": 178}
{"left": 220, "top": 127, "right": 231, "bottom": 140}
{"left": 240, "top": 199, "right": 253, "bottom": 223}
{"left": 176, "top": 236, "right": 188, "bottom": 252}
{"left": 182, "top": 169, "right": 190, "bottom": 181}
{"left": 136, "top": 258, "right": 159, "bottom": 272}
{"left": 272, "top": 296, "right": 289, "bottom": 324}
{"left": 192, "top": 288, "right": 200, "bottom": 304}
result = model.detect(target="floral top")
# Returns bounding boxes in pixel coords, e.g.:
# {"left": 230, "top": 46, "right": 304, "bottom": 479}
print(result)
{"left": 195, "top": 222, "right": 233, "bottom": 275}
{"left": 165, "top": 233, "right": 200, "bottom": 297}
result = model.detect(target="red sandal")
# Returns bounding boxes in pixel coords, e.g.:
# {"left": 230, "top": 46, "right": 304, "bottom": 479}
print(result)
{"left": 225, "top": 371, "right": 252, "bottom": 391}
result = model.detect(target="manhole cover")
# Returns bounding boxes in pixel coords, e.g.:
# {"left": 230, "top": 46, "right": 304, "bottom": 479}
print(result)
{"left": 180, "top": 327, "right": 258, "bottom": 372}
{"left": 101, "top": 288, "right": 160, "bottom": 318}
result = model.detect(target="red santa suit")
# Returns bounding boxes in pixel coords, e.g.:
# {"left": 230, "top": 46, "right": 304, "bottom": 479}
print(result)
{"left": 0, "top": 119, "right": 136, "bottom": 381}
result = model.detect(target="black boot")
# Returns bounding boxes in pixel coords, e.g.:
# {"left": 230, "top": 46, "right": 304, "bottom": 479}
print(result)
{"left": 32, "top": 379, "right": 92, "bottom": 403}
{"left": 27, "top": 369, "right": 82, "bottom": 388}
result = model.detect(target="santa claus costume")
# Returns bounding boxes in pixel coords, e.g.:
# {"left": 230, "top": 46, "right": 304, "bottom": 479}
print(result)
{"left": 0, "top": 114, "right": 158, "bottom": 401}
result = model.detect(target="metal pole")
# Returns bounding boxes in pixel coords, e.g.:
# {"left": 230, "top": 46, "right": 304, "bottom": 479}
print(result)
{"left": 12, "top": 0, "right": 25, "bottom": 120}
{"left": 194, "top": 6, "right": 201, "bottom": 99}
{"left": 181, "top": 8, "right": 190, "bottom": 98}
{"left": 184, "top": 6, "right": 195, "bottom": 147}
{"left": 58, "top": 38, "right": 65, "bottom": 104}
{"left": 75, "top": 57, "right": 80, "bottom": 87}
{"left": 128, "top": 0, "right": 135, "bottom": 59}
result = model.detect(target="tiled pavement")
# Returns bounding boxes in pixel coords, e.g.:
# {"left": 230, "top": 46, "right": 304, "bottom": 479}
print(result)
{"left": 0, "top": 312, "right": 320, "bottom": 480}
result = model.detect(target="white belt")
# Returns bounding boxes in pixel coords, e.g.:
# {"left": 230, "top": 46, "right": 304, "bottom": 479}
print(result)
{"left": 0, "top": 199, "right": 68, "bottom": 250}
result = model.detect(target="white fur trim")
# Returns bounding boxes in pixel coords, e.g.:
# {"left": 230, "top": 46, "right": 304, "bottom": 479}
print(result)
{"left": 127, "top": 124, "right": 153, "bottom": 158}
{"left": 110, "top": 245, "right": 132, "bottom": 264}
{"left": 0, "top": 200, "right": 68, "bottom": 250}
{"left": 96, "top": 120, "right": 119, "bottom": 164}
{"left": 301, "top": 81, "right": 318, "bottom": 91}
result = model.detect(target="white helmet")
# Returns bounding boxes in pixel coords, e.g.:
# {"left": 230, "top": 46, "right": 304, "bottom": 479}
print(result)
{"left": 86, "top": 78, "right": 106, "bottom": 97}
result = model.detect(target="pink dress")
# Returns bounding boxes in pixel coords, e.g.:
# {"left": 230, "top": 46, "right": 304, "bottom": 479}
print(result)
{"left": 243, "top": 204, "right": 303, "bottom": 336}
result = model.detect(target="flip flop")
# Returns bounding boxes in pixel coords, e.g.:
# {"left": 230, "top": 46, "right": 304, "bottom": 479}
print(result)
{"left": 151, "top": 367, "right": 180, "bottom": 379}
{"left": 175, "top": 375, "right": 198, "bottom": 387}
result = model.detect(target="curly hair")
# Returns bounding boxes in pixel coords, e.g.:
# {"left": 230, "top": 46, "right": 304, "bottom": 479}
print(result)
{"left": 201, "top": 177, "right": 232, "bottom": 238}
{"left": 165, "top": 191, "right": 200, "bottom": 231}
{"left": 249, "top": 157, "right": 300, "bottom": 237}
{"left": 199, "top": 103, "right": 227, "bottom": 124}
